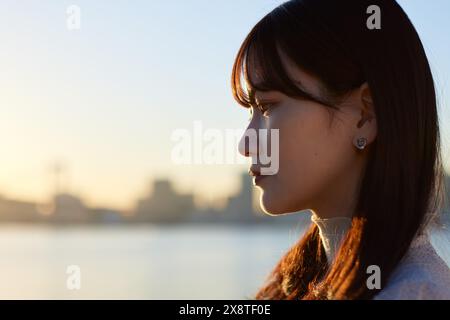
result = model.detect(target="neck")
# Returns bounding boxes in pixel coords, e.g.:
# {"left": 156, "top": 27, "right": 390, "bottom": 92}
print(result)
{"left": 310, "top": 214, "right": 352, "bottom": 263}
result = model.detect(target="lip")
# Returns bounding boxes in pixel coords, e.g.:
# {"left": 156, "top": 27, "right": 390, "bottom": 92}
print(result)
{"left": 249, "top": 166, "right": 275, "bottom": 186}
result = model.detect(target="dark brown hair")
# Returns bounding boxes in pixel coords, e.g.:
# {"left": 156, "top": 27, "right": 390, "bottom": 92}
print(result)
{"left": 231, "top": 0, "right": 445, "bottom": 299}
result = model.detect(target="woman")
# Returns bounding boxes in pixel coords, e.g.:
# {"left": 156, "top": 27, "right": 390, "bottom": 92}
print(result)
{"left": 231, "top": 0, "right": 450, "bottom": 299}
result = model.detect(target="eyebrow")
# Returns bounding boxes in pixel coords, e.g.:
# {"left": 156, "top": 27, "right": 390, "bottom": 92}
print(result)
{"left": 255, "top": 88, "right": 285, "bottom": 99}
{"left": 253, "top": 88, "right": 279, "bottom": 97}
{"left": 251, "top": 94, "right": 268, "bottom": 107}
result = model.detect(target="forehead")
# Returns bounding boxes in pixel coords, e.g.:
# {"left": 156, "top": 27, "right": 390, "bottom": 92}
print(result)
{"left": 246, "top": 50, "right": 324, "bottom": 99}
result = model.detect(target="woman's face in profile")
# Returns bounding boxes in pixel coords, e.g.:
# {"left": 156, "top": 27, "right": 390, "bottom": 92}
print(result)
{"left": 239, "top": 54, "right": 368, "bottom": 216}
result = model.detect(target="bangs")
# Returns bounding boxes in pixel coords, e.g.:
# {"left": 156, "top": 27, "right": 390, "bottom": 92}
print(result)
{"left": 231, "top": 13, "right": 334, "bottom": 109}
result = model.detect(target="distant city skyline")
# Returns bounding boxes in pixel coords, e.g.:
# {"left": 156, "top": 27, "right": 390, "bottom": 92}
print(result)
{"left": 0, "top": 170, "right": 448, "bottom": 224}
{"left": 0, "top": 1, "right": 449, "bottom": 210}
{"left": 0, "top": 171, "right": 308, "bottom": 226}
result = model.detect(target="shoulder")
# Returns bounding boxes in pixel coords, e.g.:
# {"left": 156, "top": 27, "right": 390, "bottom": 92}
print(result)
{"left": 373, "top": 232, "right": 450, "bottom": 300}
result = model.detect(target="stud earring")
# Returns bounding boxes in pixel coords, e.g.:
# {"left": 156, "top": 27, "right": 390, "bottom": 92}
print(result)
{"left": 355, "top": 137, "right": 367, "bottom": 150}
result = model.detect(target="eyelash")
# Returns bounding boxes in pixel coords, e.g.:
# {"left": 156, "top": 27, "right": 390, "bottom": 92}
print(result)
{"left": 257, "top": 103, "right": 274, "bottom": 116}
{"left": 247, "top": 102, "right": 275, "bottom": 121}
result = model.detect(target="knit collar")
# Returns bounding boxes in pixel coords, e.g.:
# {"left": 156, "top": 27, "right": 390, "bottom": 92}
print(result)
{"left": 310, "top": 214, "right": 352, "bottom": 263}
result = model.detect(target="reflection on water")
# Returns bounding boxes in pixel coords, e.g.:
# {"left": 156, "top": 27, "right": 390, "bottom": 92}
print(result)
{"left": 0, "top": 223, "right": 448, "bottom": 299}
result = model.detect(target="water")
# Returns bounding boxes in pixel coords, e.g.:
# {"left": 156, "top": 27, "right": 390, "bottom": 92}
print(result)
{"left": 0, "top": 223, "right": 448, "bottom": 299}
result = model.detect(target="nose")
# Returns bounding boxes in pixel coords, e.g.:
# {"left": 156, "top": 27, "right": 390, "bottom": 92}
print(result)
{"left": 238, "top": 127, "right": 258, "bottom": 158}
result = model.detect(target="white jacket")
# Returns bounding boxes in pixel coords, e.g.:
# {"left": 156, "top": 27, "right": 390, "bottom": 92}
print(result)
{"left": 373, "top": 229, "right": 450, "bottom": 300}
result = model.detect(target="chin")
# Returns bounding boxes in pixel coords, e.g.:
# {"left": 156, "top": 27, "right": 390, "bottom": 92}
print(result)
{"left": 259, "top": 190, "right": 307, "bottom": 216}
{"left": 259, "top": 192, "right": 289, "bottom": 216}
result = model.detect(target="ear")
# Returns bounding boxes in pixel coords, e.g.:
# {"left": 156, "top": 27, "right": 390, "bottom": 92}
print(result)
{"left": 354, "top": 83, "right": 377, "bottom": 146}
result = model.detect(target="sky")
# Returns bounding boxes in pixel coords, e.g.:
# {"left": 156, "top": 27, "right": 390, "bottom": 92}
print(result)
{"left": 0, "top": 0, "right": 449, "bottom": 211}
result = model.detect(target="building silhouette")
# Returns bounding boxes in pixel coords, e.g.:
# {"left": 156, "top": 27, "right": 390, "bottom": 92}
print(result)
{"left": 221, "top": 172, "right": 259, "bottom": 223}
{"left": 0, "top": 195, "right": 41, "bottom": 223}
{"left": 133, "top": 179, "right": 195, "bottom": 223}
{"left": 49, "top": 193, "right": 89, "bottom": 223}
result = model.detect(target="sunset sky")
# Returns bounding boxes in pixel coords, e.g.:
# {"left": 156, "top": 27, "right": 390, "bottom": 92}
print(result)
{"left": 0, "top": 0, "right": 449, "bottom": 210}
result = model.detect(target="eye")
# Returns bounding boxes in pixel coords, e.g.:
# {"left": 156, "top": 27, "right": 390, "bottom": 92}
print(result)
{"left": 257, "top": 102, "right": 275, "bottom": 117}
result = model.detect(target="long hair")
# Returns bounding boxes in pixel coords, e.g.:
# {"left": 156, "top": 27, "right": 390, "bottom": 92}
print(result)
{"left": 231, "top": 0, "right": 446, "bottom": 299}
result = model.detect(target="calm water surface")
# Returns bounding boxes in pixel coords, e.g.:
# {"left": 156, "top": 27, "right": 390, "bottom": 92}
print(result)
{"left": 0, "top": 223, "right": 448, "bottom": 299}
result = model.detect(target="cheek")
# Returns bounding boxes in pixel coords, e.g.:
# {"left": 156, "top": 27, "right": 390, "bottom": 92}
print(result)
{"left": 263, "top": 105, "right": 352, "bottom": 212}
{"left": 279, "top": 104, "right": 334, "bottom": 174}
